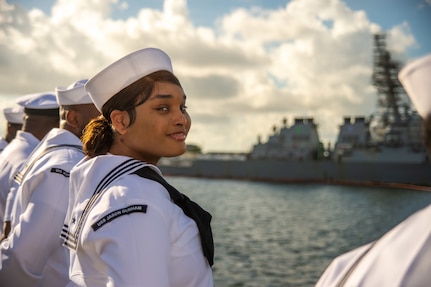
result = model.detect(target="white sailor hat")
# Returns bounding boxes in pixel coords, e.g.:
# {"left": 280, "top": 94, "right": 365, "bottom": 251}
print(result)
{"left": 3, "top": 106, "right": 24, "bottom": 124}
{"left": 85, "top": 47, "right": 173, "bottom": 111}
{"left": 55, "top": 79, "right": 93, "bottom": 106}
{"left": 399, "top": 53, "right": 431, "bottom": 118}
{"left": 16, "top": 92, "right": 59, "bottom": 117}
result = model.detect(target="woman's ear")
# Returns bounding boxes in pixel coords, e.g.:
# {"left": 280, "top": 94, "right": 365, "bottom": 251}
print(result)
{"left": 110, "top": 110, "right": 130, "bottom": 135}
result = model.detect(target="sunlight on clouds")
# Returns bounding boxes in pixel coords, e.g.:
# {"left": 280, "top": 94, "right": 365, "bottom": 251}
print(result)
{"left": 238, "top": 71, "right": 275, "bottom": 108}
{"left": 164, "top": 0, "right": 188, "bottom": 18}
{"left": 387, "top": 23, "right": 416, "bottom": 55}
{"left": 52, "top": 0, "right": 113, "bottom": 21}
{"left": 221, "top": 5, "right": 322, "bottom": 43}
{"left": 319, "top": 1, "right": 370, "bottom": 37}
{"left": 0, "top": 0, "right": 13, "bottom": 18}
{"left": 215, "top": 0, "right": 379, "bottom": 132}
{"left": 0, "top": 0, "right": 418, "bottom": 151}
{"left": 6, "top": 28, "right": 35, "bottom": 54}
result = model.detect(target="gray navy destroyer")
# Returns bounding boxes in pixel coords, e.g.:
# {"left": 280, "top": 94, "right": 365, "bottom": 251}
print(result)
{"left": 159, "top": 33, "right": 431, "bottom": 190}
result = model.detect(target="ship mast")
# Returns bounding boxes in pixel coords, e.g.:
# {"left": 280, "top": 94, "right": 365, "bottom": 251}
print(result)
{"left": 371, "top": 33, "right": 406, "bottom": 124}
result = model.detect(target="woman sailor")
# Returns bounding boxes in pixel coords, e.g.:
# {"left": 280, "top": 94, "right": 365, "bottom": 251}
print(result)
{"left": 61, "top": 47, "right": 214, "bottom": 287}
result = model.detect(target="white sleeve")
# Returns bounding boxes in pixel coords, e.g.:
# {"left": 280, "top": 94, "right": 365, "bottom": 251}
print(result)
{"left": 0, "top": 169, "right": 69, "bottom": 286}
{"left": 315, "top": 243, "right": 372, "bottom": 287}
{"left": 80, "top": 199, "right": 172, "bottom": 287}
{"left": 3, "top": 182, "right": 18, "bottom": 222}
{"left": 0, "top": 161, "right": 14, "bottom": 227}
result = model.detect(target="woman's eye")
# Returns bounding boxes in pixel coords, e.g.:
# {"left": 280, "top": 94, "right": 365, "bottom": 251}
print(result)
{"left": 156, "top": 105, "right": 187, "bottom": 112}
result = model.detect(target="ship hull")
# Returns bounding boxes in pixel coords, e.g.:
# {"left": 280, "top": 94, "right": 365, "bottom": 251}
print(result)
{"left": 159, "top": 159, "right": 431, "bottom": 190}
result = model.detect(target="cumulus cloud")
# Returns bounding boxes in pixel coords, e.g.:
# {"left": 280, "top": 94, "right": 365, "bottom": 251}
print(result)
{"left": 0, "top": 0, "right": 417, "bottom": 152}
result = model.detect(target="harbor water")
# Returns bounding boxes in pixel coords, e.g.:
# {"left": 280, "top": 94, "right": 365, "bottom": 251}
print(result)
{"left": 167, "top": 176, "right": 431, "bottom": 287}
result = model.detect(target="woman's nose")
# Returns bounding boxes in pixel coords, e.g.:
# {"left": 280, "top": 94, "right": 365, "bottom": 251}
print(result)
{"left": 174, "top": 110, "right": 189, "bottom": 126}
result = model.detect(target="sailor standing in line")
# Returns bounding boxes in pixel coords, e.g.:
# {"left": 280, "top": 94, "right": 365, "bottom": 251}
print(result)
{"left": 315, "top": 53, "right": 431, "bottom": 287}
{"left": 61, "top": 48, "right": 214, "bottom": 287}
{"left": 0, "top": 92, "right": 59, "bottom": 238}
{"left": 0, "top": 105, "right": 24, "bottom": 153}
{"left": 0, "top": 80, "right": 100, "bottom": 286}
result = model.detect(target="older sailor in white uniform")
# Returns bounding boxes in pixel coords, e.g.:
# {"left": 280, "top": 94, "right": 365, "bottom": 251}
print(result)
{"left": 0, "top": 105, "right": 24, "bottom": 152}
{"left": 315, "top": 53, "right": 431, "bottom": 287}
{"left": 61, "top": 48, "right": 214, "bottom": 287}
{"left": 0, "top": 80, "right": 99, "bottom": 287}
{"left": 0, "top": 92, "right": 59, "bottom": 237}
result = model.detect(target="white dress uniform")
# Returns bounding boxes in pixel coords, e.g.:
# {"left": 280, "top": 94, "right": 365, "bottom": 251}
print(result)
{"left": 62, "top": 155, "right": 213, "bottom": 287}
{"left": 1, "top": 92, "right": 58, "bottom": 235}
{"left": 0, "top": 128, "right": 85, "bottom": 286}
{"left": 315, "top": 204, "right": 431, "bottom": 287}
{"left": 0, "top": 130, "right": 40, "bottom": 233}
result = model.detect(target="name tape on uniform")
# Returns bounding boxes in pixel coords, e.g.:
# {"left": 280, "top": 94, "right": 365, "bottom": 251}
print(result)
{"left": 92, "top": 204, "right": 148, "bottom": 231}
{"left": 51, "top": 168, "right": 70, "bottom": 177}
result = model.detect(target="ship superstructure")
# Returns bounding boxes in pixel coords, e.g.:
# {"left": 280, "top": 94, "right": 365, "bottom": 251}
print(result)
{"left": 333, "top": 33, "right": 426, "bottom": 163}
{"left": 159, "top": 33, "right": 431, "bottom": 189}
{"left": 250, "top": 118, "right": 324, "bottom": 161}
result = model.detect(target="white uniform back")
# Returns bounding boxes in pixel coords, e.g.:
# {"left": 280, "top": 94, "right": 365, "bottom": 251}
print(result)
{"left": 0, "top": 131, "right": 39, "bottom": 234}
{"left": 0, "top": 128, "right": 85, "bottom": 287}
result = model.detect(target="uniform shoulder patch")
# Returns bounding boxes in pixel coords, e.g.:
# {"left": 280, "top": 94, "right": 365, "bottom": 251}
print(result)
{"left": 91, "top": 204, "right": 148, "bottom": 231}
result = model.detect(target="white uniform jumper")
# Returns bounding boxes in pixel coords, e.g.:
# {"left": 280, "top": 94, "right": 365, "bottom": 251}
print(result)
{"left": 62, "top": 155, "right": 213, "bottom": 287}
{"left": 315, "top": 204, "right": 431, "bottom": 287}
{"left": 0, "top": 131, "right": 39, "bottom": 234}
{"left": 0, "top": 128, "right": 85, "bottom": 287}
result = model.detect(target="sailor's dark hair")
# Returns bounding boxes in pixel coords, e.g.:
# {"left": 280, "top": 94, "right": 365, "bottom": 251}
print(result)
{"left": 81, "top": 70, "right": 181, "bottom": 158}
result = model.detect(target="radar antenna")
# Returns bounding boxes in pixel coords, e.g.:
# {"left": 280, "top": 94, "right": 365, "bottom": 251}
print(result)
{"left": 371, "top": 33, "right": 407, "bottom": 124}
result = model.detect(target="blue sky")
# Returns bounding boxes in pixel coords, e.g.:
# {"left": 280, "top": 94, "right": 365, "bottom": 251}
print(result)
{"left": 1, "top": 0, "right": 430, "bottom": 152}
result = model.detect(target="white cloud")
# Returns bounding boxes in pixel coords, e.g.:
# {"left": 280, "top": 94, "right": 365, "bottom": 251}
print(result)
{"left": 117, "top": 1, "right": 129, "bottom": 11}
{"left": 0, "top": 0, "right": 416, "bottom": 152}
{"left": 386, "top": 23, "right": 416, "bottom": 56}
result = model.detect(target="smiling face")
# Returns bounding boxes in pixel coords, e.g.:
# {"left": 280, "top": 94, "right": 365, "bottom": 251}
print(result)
{"left": 109, "top": 81, "right": 191, "bottom": 164}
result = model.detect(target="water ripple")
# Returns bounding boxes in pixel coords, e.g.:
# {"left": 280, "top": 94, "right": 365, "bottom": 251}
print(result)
{"left": 168, "top": 177, "right": 431, "bottom": 287}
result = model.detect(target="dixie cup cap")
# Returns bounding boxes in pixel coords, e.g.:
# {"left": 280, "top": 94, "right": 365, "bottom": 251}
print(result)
{"left": 85, "top": 48, "right": 173, "bottom": 111}
{"left": 55, "top": 79, "right": 93, "bottom": 106}
{"left": 16, "top": 92, "right": 59, "bottom": 117}
{"left": 3, "top": 106, "right": 24, "bottom": 124}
